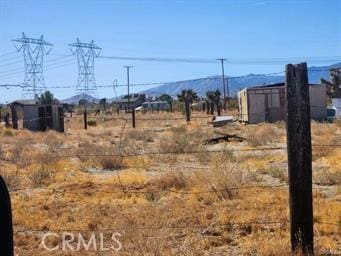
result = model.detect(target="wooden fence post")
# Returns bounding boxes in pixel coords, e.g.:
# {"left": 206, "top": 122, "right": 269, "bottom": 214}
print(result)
{"left": 132, "top": 107, "right": 136, "bottom": 128}
{"left": 185, "top": 100, "right": 190, "bottom": 122}
{"left": 285, "top": 62, "right": 314, "bottom": 255}
{"left": 84, "top": 107, "right": 88, "bottom": 130}
{"left": 0, "top": 176, "right": 14, "bottom": 256}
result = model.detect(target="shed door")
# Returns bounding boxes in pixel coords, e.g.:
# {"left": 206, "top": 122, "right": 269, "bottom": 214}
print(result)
{"left": 58, "top": 107, "right": 64, "bottom": 132}
{"left": 38, "top": 107, "right": 47, "bottom": 131}
{"left": 46, "top": 105, "right": 53, "bottom": 129}
{"left": 249, "top": 94, "right": 265, "bottom": 123}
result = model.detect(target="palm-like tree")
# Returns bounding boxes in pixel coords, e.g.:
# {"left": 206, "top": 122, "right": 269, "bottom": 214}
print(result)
{"left": 177, "top": 89, "right": 198, "bottom": 121}
{"left": 38, "top": 91, "right": 55, "bottom": 104}
{"left": 321, "top": 68, "right": 341, "bottom": 103}
{"left": 159, "top": 94, "right": 174, "bottom": 112}
{"left": 99, "top": 98, "right": 107, "bottom": 111}
{"left": 206, "top": 90, "right": 222, "bottom": 116}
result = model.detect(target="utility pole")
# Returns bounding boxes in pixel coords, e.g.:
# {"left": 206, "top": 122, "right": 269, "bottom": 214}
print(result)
{"left": 286, "top": 62, "right": 314, "bottom": 255}
{"left": 124, "top": 66, "right": 133, "bottom": 109}
{"left": 124, "top": 66, "right": 135, "bottom": 128}
{"left": 217, "top": 58, "right": 228, "bottom": 110}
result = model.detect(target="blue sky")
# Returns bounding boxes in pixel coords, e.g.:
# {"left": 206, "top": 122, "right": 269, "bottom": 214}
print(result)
{"left": 0, "top": 0, "right": 340, "bottom": 102}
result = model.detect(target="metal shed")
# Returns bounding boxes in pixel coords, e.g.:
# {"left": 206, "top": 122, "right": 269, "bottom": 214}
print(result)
{"left": 238, "top": 83, "right": 326, "bottom": 124}
{"left": 11, "top": 100, "right": 64, "bottom": 132}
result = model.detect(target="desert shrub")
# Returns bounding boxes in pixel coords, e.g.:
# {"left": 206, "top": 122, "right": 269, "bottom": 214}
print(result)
{"left": 247, "top": 124, "right": 278, "bottom": 147}
{"left": 158, "top": 127, "right": 199, "bottom": 154}
{"left": 192, "top": 163, "right": 251, "bottom": 200}
{"left": 8, "top": 140, "right": 32, "bottom": 168}
{"left": 87, "top": 120, "right": 97, "bottom": 126}
{"left": 97, "top": 156, "right": 125, "bottom": 170}
{"left": 2, "top": 170, "right": 21, "bottom": 190}
{"left": 153, "top": 171, "right": 188, "bottom": 191}
{"left": 31, "top": 151, "right": 59, "bottom": 167}
{"left": 75, "top": 142, "right": 121, "bottom": 169}
{"left": 311, "top": 122, "right": 340, "bottom": 159}
{"left": 43, "top": 132, "right": 63, "bottom": 152}
{"left": 197, "top": 147, "right": 237, "bottom": 165}
{"left": 227, "top": 98, "right": 238, "bottom": 110}
{"left": 2, "top": 129, "right": 14, "bottom": 137}
{"left": 127, "top": 130, "right": 154, "bottom": 143}
{"left": 260, "top": 167, "right": 288, "bottom": 183}
{"left": 29, "top": 166, "right": 55, "bottom": 188}
{"left": 314, "top": 168, "right": 341, "bottom": 185}
{"left": 214, "top": 147, "right": 237, "bottom": 163}
{"left": 170, "top": 125, "right": 187, "bottom": 134}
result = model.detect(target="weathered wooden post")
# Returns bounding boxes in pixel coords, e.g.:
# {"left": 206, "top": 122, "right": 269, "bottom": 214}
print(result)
{"left": 84, "top": 107, "right": 88, "bottom": 130}
{"left": 0, "top": 176, "right": 14, "bottom": 256}
{"left": 210, "top": 102, "right": 214, "bottom": 115}
{"left": 10, "top": 106, "right": 18, "bottom": 130}
{"left": 185, "top": 99, "right": 190, "bottom": 122}
{"left": 285, "top": 62, "right": 314, "bottom": 255}
{"left": 217, "top": 102, "right": 221, "bottom": 116}
{"left": 132, "top": 107, "right": 136, "bottom": 128}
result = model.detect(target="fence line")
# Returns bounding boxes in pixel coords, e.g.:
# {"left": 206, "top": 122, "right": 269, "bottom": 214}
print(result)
{"left": 8, "top": 182, "right": 340, "bottom": 195}
{"left": 12, "top": 220, "right": 340, "bottom": 235}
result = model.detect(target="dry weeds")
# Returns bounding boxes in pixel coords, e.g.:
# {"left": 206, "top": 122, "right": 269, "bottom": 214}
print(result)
{"left": 0, "top": 112, "right": 339, "bottom": 255}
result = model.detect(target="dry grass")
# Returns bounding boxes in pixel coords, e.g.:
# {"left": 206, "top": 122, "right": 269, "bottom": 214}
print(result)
{"left": 246, "top": 123, "right": 281, "bottom": 147}
{"left": 0, "top": 113, "right": 339, "bottom": 255}
{"left": 28, "top": 165, "right": 56, "bottom": 188}
{"left": 97, "top": 156, "right": 126, "bottom": 170}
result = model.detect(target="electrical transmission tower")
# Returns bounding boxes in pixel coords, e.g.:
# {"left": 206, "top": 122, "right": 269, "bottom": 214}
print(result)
{"left": 69, "top": 38, "right": 101, "bottom": 97}
{"left": 12, "top": 33, "right": 53, "bottom": 99}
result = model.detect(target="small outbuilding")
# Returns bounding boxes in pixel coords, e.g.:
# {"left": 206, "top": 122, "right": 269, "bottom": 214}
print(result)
{"left": 142, "top": 101, "right": 170, "bottom": 111}
{"left": 11, "top": 100, "right": 64, "bottom": 132}
{"left": 238, "top": 83, "right": 326, "bottom": 124}
{"left": 115, "top": 94, "right": 146, "bottom": 110}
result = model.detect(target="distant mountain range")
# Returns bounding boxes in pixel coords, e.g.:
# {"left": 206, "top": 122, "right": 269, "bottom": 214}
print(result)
{"left": 141, "top": 63, "right": 341, "bottom": 97}
{"left": 61, "top": 63, "right": 341, "bottom": 104}
{"left": 61, "top": 93, "right": 99, "bottom": 104}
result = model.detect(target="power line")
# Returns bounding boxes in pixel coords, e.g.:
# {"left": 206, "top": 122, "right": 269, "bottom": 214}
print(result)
{"left": 0, "top": 55, "right": 73, "bottom": 76}
{"left": 97, "top": 55, "right": 341, "bottom": 64}
{"left": 0, "top": 58, "right": 76, "bottom": 80}
{"left": 0, "top": 51, "right": 18, "bottom": 59}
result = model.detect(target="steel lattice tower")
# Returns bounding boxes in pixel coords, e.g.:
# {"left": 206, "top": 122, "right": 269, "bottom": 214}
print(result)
{"left": 12, "top": 33, "right": 53, "bottom": 99}
{"left": 69, "top": 38, "right": 101, "bottom": 97}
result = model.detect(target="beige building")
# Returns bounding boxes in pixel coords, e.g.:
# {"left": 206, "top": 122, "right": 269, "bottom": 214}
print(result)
{"left": 238, "top": 83, "right": 326, "bottom": 124}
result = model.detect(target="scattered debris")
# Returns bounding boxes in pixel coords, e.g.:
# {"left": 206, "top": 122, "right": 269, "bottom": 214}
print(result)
{"left": 209, "top": 116, "right": 234, "bottom": 127}
{"left": 204, "top": 131, "right": 246, "bottom": 144}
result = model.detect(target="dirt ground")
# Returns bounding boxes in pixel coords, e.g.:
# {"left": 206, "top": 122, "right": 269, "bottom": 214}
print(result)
{"left": 0, "top": 111, "right": 340, "bottom": 255}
